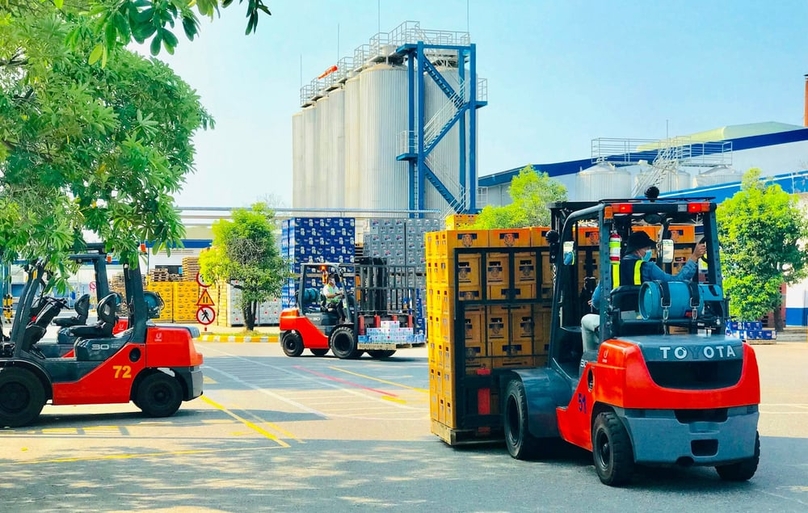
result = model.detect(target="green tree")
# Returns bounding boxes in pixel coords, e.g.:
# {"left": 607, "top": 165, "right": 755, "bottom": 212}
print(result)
{"left": 198, "top": 203, "right": 288, "bottom": 331}
{"left": 474, "top": 165, "right": 567, "bottom": 228}
{"left": 0, "top": 10, "right": 212, "bottom": 278}
{"left": 1, "top": 0, "right": 271, "bottom": 60}
{"left": 716, "top": 168, "right": 808, "bottom": 330}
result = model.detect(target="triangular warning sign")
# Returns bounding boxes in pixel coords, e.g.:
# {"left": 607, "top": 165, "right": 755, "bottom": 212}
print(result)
{"left": 197, "top": 288, "right": 215, "bottom": 307}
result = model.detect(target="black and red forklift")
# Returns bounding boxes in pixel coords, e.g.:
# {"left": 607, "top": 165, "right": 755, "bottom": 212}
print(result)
{"left": 279, "top": 258, "right": 425, "bottom": 359}
{"left": 436, "top": 193, "right": 761, "bottom": 486}
{"left": 0, "top": 257, "right": 203, "bottom": 427}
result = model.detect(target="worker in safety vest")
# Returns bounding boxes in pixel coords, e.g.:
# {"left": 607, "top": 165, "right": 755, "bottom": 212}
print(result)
{"left": 580, "top": 231, "right": 706, "bottom": 352}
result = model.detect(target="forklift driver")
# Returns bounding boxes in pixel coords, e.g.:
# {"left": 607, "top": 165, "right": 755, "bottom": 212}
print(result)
{"left": 580, "top": 231, "right": 706, "bottom": 353}
{"left": 322, "top": 273, "right": 346, "bottom": 323}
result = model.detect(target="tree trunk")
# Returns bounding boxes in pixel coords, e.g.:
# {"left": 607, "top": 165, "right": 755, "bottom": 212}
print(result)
{"left": 244, "top": 301, "right": 257, "bottom": 331}
{"left": 773, "top": 303, "right": 785, "bottom": 333}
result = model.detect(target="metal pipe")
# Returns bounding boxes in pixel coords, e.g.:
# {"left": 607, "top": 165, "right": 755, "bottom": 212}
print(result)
{"left": 804, "top": 74, "right": 808, "bottom": 127}
{"left": 177, "top": 207, "right": 440, "bottom": 214}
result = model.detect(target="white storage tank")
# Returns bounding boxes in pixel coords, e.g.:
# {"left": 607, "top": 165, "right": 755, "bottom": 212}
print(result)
{"left": 576, "top": 161, "right": 632, "bottom": 201}
{"left": 315, "top": 95, "right": 331, "bottom": 208}
{"left": 329, "top": 87, "right": 346, "bottom": 209}
{"left": 695, "top": 165, "right": 742, "bottom": 188}
{"left": 301, "top": 105, "right": 318, "bottom": 209}
{"left": 291, "top": 111, "right": 304, "bottom": 208}
{"left": 343, "top": 73, "right": 361, "bottom": 212}
{"left": 358, "top": 63, "right": 409, "bottom": 211}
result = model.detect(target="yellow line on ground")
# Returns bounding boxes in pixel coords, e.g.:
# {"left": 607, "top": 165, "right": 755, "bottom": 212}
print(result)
{"left": 240, "top": 409, "right": 305, "bottom": 444}
{"left": 16, "top": 445, "right": 286, "bottom": 465}
{"left": 200, "top": 396, "right": 290, "bottom": 447}
{"left": 328, "top": 366, "right": 429, "bottom": 393}
{"left": 381, "top": 395, "right": 407, "bottom": 404}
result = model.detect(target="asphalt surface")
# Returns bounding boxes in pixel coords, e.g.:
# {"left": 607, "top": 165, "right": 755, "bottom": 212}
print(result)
{"left": 0, "top": 339, "right": 807, "bottom": 512}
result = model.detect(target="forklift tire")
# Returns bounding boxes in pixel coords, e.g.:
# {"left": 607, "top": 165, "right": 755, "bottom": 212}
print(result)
{"left": 504, "top": 379, "right": 541, "bottom": 460}
{"left": 310, "top": 349, "right": 329, "bottom": 357}
{"left": 0, "top": 367, "right": 46, "bottom": 428}
{"left": 330, "top": 326, "right": 362, "bottom": 359}
{"left": 592, "top": 411, "right": 635, "bottom": 486}
{"left": 281, "top": 331, "right": 304, "bottom": 357}
{"left": 367, "top": 350, "right": 396, "bottom": 359}
{"left": 716, "top": 431, "right": 760, "bottom": 481}
{"left": 136, "top": 372, "right": 183, "bottom": 418}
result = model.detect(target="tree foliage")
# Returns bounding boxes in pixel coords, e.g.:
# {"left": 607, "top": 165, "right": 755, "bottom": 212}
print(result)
{"left": 716, "top": 168, "right": 808, "bottom": 330}
{"left": 0, "top": 6, "right": 212, "bottom": 281}
{"left": 474, "top": 165, "right": 567, "bottom": 228}
{"left": 1, "top": 0, "right": 271, "bottom": 60}
{"left": 198, "top": 203, "right": 288, "bottom": 331}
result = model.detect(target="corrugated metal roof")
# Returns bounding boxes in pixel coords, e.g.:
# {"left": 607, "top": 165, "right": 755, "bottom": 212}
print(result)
{"left": 638, "top": 122, "right": 805, "bottom": 150}
{"left": 480, "top": 125, "right": 808, "bottom": 187}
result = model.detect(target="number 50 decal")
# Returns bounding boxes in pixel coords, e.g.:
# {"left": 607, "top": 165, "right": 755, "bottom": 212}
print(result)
{"left": 113, "top": 365, "right": 132, "bottom": 379}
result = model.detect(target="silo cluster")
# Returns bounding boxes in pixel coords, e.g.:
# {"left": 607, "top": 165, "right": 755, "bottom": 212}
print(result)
{"left": 292, "top": 23, "right": 477, "bottom": 214}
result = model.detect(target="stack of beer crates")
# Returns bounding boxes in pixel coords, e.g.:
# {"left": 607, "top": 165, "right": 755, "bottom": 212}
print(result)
{"left": 444, "top": 214, "right": 477, "bottom": 230}
{"left": 172, "top": 282, "right": 200, "bottom": 322}
{"left": 425, "top": 226, "right": 554, "bottom": 439}
{"left": 145, "top": 279, "right": 174, "bottom": 322}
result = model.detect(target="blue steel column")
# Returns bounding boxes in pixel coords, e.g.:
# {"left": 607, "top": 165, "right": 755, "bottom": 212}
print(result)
{"left": 468, "top": 43, "right": 478, "bottom": 212}
{"left": 458, "top": 49, "right": 467, "bottom": 212}
{"left": 417, "top": 42, "right": 426, "bottom": 213}
{"left": 407, "top": 50, "right": 417, "bottom": 216}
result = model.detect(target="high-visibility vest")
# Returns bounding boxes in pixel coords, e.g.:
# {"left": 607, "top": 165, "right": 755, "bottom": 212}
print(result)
{"left": 612, "top": 259, "right": 644, "bottom": 289}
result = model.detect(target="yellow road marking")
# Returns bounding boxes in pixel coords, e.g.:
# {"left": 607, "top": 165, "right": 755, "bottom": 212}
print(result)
{"left": 328, "top": 366, "right": 429, "bottom": 393}
{"left": 16, "top": 445, "right": 286, "bottom": 465}
{"left": 40, "top": 428, "right": 78, "bottom": 435}
{"left": 241, "top": 409, "right": 305, "bottom": 444}
{"left": 203, "top": 376, "right": 217, "bottom": 384}
{"left": 200, "top": 396, "right": 290, "bottom": 447}
{"left": 381, "top": 396, "right": 407, "bottom": 404}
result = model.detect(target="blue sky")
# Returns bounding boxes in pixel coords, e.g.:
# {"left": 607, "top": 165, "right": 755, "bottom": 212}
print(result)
{"left": 156, "top": 0, "right": 808, "bottom": 208}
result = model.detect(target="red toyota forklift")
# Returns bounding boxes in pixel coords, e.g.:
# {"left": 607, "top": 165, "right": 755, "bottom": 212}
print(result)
{"left": 279, "top": 258, "right": 425, "bottom": 359}
{"left": 0, "top": 257, "right": 204, "bottom": 427}
{"left": 439, "top": 193, "right": 760, "bottom": 486}
{"left": 37, "top": 244, "right": 131, "bottom": 358}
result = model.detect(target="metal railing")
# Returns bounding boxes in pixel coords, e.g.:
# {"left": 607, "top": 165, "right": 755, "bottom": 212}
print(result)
{"left": 423, "top": 78, "right": 466, "bottom": 148}
{"left": 300, "top": 21, "right": 474, "bottom": 105}
{"left": 398, "top": 130, "right": 417, "bottom": 156}
{"left": 631, "top": 138, "right": 690, "bottom": 197}
{"left": 426, "top": 153, "right": 465, "bottom": 208}
{"left": 592, "top": 137, "right": 732, "bottom": 168}
{"left": 441, "top": 187, "right": 467, "bottom": 218}
{"left": 476, "top": 77, "right": 488, "bottom": 103}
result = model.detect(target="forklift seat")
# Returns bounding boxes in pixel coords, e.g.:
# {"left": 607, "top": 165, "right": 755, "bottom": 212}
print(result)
{"left": 67, "top": 293, "right": 118, "bottom": 339}
{"left": 53, "top": 294, "right": 90, "bottom": 327}
{"left": 20, "top": 301, "right": 61, "bottom": 354}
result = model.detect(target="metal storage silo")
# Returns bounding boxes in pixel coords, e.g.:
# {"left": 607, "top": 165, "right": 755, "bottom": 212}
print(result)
{"left": 291, "top": 111, "right": 304, "bottom": 208}
{"left": 576, "top": 162, "right": 632, "bottom": 201}
{"left": 301, "top": 105, "right": 318, "bottom": 209}
{"left": 695, "top": 165, "right": 742, "bottom": 188}
{"left": 634, "top": 167, "right": 691, "bottom": 194}
{"left": 423, "top": 65, "right": 463, "bottom": 213}
{"left": 329, "top": 87, "right": 346, "bottom": 209}
{"left": 316, "top": 95, "right": 331, "bottom": 207}
{"left": 358, "top": 63, "right": 409, "bottom": 211}
{"left": 343, "top": 74, "right": 361, "bottom": 211}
